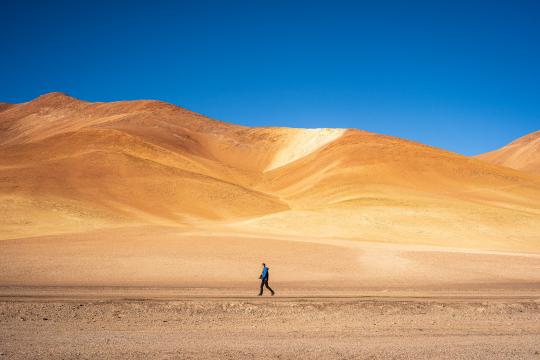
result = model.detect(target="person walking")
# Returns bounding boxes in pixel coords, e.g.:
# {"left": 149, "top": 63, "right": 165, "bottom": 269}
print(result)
{"left": 258, "top": 262, "right": 275, "bottom": 296}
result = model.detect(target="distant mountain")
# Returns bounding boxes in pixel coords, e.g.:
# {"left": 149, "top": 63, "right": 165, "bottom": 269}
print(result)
{"left": 1, "top": 92, "right": 540, "bottom": 251}
{"left": 0, "top": 102, "right": 13, "bottom": 112}
{"left": 476, "top": 131, "right": 540, "bottom": 175}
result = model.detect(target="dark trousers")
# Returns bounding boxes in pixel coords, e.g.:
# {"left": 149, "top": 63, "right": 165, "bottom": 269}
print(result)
{"left": 259, "top": 277, "right": 274, "bottom": 295}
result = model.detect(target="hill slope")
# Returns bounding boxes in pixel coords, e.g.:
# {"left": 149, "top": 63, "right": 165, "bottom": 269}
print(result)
{"left": 476, "top": 130, "right": 540, "bottom": 175}
{"left": 1, "top": 93, "right": 540, "bottom": 251}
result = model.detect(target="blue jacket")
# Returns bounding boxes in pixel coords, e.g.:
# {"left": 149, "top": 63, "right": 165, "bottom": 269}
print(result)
{"left": 261, "top": 266, "right": 269, "bottom": 280}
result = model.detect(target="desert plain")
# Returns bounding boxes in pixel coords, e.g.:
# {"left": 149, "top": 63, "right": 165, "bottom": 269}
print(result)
{"left": 1, "top": 93, "right": 540, "bottom": 359}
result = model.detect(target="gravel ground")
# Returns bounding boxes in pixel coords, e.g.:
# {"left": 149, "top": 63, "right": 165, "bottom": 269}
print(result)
{"left": 1, "top": 296, "right": 540, "bottom": 359}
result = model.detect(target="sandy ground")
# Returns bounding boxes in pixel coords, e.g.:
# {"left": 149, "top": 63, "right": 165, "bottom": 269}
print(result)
{"left": 1, "top": 228, "right": 540, "bottom": 360}
{"left": 2, "top": 226, "right": 540, "bottom": 289}
{"left": 1, "top": 291, "right": 540, "bottom": 359}
{"left": 2, "top": 227, "right": 540, "bottom": 358}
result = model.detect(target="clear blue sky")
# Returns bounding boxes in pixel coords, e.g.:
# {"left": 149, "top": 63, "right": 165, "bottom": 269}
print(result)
{"left": 1, "top": 1, "right": 539, "bottom": 155}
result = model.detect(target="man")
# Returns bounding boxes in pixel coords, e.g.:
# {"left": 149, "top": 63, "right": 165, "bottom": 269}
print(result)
{"left": 258, "top": 262, "right": 275, "bottom": 296}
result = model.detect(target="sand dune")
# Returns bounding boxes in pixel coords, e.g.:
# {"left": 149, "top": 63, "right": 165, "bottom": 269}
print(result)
{"left": 476, "top": 130, "right": 540, "bottom": 175}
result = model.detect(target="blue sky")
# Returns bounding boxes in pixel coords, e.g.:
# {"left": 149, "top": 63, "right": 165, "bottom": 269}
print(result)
{"left": 1, "top": 0, "right": 539, "bottom": 155}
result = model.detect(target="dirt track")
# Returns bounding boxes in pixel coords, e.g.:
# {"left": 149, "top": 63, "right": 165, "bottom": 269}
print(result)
{"left": 1, "top": 292, "right": 540, "bottom": 359}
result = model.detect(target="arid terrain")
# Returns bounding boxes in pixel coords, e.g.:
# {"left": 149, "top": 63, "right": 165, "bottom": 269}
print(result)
{"left": 1, "top": 93, "right": 539, "bottom": 358}
{"left": 1, "top": 92, "right": 540, "bottom": 248}
{"left": 1, "top": 293, "right": 540, "bottom": 359}
{"left": 476, "top": 130, "right": 540, "bottom": 175}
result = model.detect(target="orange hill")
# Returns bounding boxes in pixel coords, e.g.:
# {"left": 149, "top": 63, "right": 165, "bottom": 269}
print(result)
{"left": 476, "top": 130, "right": 540, "bottom": 175}
{"left": 1, "top": 92, "right": 540, "bottom": 251}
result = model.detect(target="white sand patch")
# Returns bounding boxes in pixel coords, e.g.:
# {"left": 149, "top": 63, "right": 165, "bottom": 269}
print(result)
{"left": 265, "top": 128, "right": 346, "bottom": 171}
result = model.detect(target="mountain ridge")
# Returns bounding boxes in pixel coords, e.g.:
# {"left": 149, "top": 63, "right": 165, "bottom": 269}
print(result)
{"left": 1, "top": 92, "right": 539, "bottom": 251}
